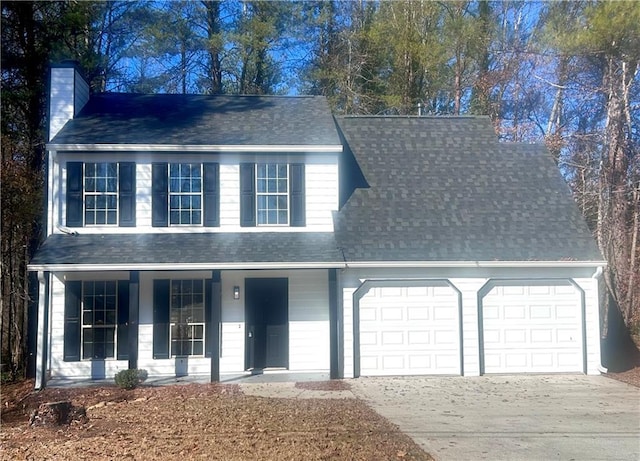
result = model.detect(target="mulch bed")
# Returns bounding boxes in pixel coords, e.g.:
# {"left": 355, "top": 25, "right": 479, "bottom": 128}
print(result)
{"left": 1, "top": 380, "right": 432, "bottom": 460}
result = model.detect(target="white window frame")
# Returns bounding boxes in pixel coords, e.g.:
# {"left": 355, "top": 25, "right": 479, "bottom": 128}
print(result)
{"left": 169, "top": 163, "right": 203, "bottom": 226}
{"left": 169, "top": 279, "right": 205, "bottom": 357}
{"left": 256, "top": 163, "right": 289, "bottom": 226}
{"left": 81, "top": 280, "right": 118, "bottom": 360}
{"left": 83, "top": 162, "right": 118, "bottom": 226}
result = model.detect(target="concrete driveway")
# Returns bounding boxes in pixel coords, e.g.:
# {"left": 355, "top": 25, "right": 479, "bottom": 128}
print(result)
{"left": 350, "top": 375, "right": 640, "bottom": 461}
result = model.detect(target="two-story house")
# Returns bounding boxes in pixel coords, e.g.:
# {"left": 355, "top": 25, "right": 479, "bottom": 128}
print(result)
{"left": 29, "top": 63, "right": 606, "bottom": 388}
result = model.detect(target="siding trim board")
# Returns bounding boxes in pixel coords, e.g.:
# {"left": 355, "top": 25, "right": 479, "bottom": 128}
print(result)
{"left": 351, "top": 278, "right": 463, "bottom": 378}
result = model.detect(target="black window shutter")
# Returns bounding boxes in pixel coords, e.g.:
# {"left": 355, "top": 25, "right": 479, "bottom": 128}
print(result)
{"left": 203, "top": 163, "right": 219, "bottom": 227}
{"left": 290, "top": 163, "right": 306, "bottom": 227}
{"left": 117, "top": 280, "right": 130, "bottom": 360}
{"left": 152, "top": 163, "right": 168, "bottom": 227}
{"left": 205, "top": 279, "right": 212, "bottom": 358}
{"left": 64, "top": 281, "right": 82, "bottom": 361}
{"left": 239, "top": 163, "right": 256, "bottom": 227}
{"left": 153, "top": 279, "right": 170, "bottom": 359}
{"left": 66, "top": 162, "right": 83, "bottom": 227}
{"left": 118, "top": 163, "right": 136, "bottom": 227}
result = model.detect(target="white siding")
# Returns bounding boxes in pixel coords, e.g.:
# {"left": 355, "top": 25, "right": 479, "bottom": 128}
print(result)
{"left": 574, "top": 277, "right": 602, "bottom": 375}
{"left": 49, "top": 67, "right": 88, "bottom": 141}
{"left": 219, "top": 269, "right": 330, "bottom": 373}
{"left": 305, "top": 163, "right": 338, "bottom": 230}
{"left": 54, "top": 154, "right": 339, "bottom": 233}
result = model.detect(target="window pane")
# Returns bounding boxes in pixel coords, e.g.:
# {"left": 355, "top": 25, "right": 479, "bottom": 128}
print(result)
{"left": 95, "top": 211, "right": 106, "bottom": 225}
{"left": 278, "top": 164, "right": 287, "bottom": 177}
{"left": 85, "top": 178, "right": 96, "bottom": 192}
{"left": 277, "top": 179, "right": 287, "bottom": 192}
{"left": 278, "top": 211, "right": 288, "bottom": 224}
{"left": 257, "top": 210, "right": 266, "bottom": 224}
{"left": 85, "top": 211, "right": 95, "bottom": 225}
{"left": 170, "top": 211, "right": 180, "bottom": 224}
{"left": 268, "top": 210, "right": 277, "bottom": 223}
{"left": 192, "top": 211, "right": 201, "bottom": 225}
{"left": 85, "top": 163, "right": 95, "bottom": 176}
{"left": 170, "top": 195, "right": 179, "bottom": 208}
{"left": 193, "top": 341, "right": 203, "bottom": 356}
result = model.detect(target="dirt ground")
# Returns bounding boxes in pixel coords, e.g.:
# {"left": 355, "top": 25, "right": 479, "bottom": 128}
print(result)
{"left": 0, "top": 379, "right": 433, "bottom": 461}
{"left": 606, "top": 365, "right": 640, "bottom": 388}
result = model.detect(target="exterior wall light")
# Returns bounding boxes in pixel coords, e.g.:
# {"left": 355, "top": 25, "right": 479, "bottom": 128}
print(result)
{"left": 233, "top": 286, "right": 240, "bottom": 300}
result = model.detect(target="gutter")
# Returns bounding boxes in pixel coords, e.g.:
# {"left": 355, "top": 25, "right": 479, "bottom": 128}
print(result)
{"left": 46, "top": 144, "right": 343, "bottom": 153}
{"left": 27, "top": 261, "right": 347, "bottom": 272}
{"left": 343, "top": 260, "right": 608, "bottom": 269}
{"left": 28, "top": 259, "right": 608, "bottom": 273}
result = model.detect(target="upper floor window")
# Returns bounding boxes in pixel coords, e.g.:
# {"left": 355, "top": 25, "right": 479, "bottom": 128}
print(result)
{"left": 256, "top": 164, "right": 288, "bottom": 225}
{"left": 152, "top": 162, "right": 219, "bottom": 228}
{"left": 169, "top": 163, "right": 202, "bottom": 225}
{"left": 84, "top": 163, "right": 118, "bottom": 225}
{"left": 66, "top": 162, "right": 135, "bottom": 228}
{"left": 240, "top": 162, "right": 305, "bottom": 227}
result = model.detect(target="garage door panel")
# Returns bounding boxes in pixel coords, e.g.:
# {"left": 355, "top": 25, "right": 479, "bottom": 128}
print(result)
{"left": 381, "top": 307, "right": 403, "bottom": 321}
{"left": 360, "top": 285, "right": 460, "bottom": 376}
{"left": 407, "top": 306, "right": 430, "bottom": 320}
{"left": 482, "top": 283, "right": 583, "bottom": 374}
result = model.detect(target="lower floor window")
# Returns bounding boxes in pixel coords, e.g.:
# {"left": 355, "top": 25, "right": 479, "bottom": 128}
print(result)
{"left": 170, "top": 279, "right": 205, "bottom": 357}
{"left": 82, "top": 281, "right": 117, "bottom": 359}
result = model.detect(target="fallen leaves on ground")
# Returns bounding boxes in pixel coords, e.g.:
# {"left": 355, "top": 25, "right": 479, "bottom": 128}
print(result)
{"left": 1, "top": 380, "right": 433, "bottom": 460}
{"left": 606, "top": 365, "right": 640, "bottom": 388}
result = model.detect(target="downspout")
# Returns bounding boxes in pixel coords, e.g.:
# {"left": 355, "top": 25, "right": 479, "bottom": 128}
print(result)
{"left": 592, "top": 266, "right": 607, "bottom": 374}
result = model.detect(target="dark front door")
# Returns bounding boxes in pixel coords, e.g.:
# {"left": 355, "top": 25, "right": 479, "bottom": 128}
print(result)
{"left": 245, "top": 278, "right": 288, "bottom": 370}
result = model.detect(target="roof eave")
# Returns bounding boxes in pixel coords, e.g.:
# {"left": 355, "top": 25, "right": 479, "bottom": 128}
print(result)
{"left": 27, "top": 261, "right": 346, "bottom": 272}
{"left": 28, "top": 259, "right": 607, "bottom": 273}
{"left": 46, "top": 143, "right": 343, "bottom": 153}
{"left": 344, "top": 260, "right": 607, "bottom": 269}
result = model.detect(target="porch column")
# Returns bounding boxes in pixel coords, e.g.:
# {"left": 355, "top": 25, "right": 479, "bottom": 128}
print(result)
{"left": 210, "top": 270, "right": 221, "bottom": 382}
{"left": 128, "top": 271, "right": 139, "bottom": 369}
{"left": 329, "top": 268, "right": 340, "bottom": 379}
{"left": 35, "top": 271, "right": 49, "bottom": 390}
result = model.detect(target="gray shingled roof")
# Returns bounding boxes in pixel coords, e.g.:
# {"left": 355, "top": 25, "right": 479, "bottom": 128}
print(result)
{"left": 50, "top": 94, "right": 341, "bottom": 147}
{"left": 29, "top": 233, "right": 343, "bottom": 268}
{"left": 333, "top": 116, "right": 604, "bottom": 262}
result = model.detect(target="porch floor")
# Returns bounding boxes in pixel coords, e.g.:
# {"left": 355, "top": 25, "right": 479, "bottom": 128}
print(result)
{"left": 45, "top": 371, "right": 331, "bottom": 388}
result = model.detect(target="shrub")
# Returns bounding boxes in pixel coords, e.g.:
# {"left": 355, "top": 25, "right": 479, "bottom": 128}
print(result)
{"left": 114, "top": 369, "right": 148, "bottom": 390}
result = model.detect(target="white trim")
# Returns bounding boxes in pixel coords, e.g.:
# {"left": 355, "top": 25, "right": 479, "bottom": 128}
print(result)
{"left": 28, "top": 259, "right": 606, "bottom": 273}
{"left": 28, "top": 262, "right": 347, "bottom": 272}
{"left": 344, "top": 260, "right": 607, "bottom": 269}
{"left": 46, "top": 144, "right": 343, "bottom": 153}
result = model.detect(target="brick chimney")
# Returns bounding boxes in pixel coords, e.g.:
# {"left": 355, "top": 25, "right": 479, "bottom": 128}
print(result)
{"left": 48, "top": 61, "right": 89, "bottom": 141}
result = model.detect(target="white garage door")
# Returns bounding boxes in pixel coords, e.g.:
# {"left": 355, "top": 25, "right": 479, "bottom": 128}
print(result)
{"left": 359, "top": 285, "right": 461, "bottom": 376}
{"left": 481, "top": 284, "right": 583, "bottom": 373}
